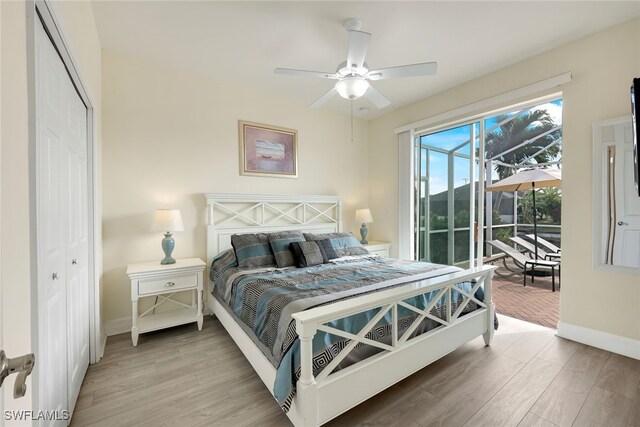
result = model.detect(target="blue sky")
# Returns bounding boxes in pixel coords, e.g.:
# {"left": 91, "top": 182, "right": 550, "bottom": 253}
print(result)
{"left": 419, "top": 99, "right": 563, "bottom": 195}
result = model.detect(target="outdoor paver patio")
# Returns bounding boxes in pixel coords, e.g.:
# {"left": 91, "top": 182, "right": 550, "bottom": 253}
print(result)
{"left": 491, "top": 261, "right": 560, "bottom": 329}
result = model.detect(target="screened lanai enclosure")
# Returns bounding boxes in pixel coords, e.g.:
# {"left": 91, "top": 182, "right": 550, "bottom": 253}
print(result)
{"left": 415, "top": 97, "right": 563, "bottom": 268}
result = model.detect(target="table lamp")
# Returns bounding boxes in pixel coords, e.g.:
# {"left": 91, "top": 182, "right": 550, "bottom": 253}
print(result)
{"left": 151, "top": 209, "right": 184, "bottom": 265}
{"left": 355, "top": 208, "right": 374, "bottom": 244}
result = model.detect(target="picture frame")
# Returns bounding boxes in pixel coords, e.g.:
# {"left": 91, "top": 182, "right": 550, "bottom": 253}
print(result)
{"left": 239, "top": 121, "right": 298, "bottom": 178}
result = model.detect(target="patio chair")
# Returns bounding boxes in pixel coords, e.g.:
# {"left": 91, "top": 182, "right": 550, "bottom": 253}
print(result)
{"left": 488, "top": 240, "right": 560, "bottom": 292}
{"left": 525, "top": 234, "right": 561, "bottom": 253}
{"left": 509, "top": 236, "right": 552, "bottom": 260}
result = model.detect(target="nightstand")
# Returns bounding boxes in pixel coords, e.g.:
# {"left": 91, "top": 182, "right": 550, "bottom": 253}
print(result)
{"left": 126, "top": 258, "right": 206, "bottom": 346}
{"left": 363, "top": 241, "right": 391, "bottom": 257}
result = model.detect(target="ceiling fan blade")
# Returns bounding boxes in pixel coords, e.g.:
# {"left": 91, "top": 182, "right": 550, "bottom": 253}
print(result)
{"left": 309, "top": 88, "right": 337, "bottom": 108}
{"left": 346, "top": 30, "right": 371, "bottom": 70}
{"left": 367, "top": 62, "right": 438, "bottom": 80}
{"left": 364, "top": 85, "right": 391, "bottom": 109}
{"left": 274, "top": 68, "right": 338, "bottom": 79}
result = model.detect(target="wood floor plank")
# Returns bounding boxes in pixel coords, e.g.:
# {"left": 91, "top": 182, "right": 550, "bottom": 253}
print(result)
{"left": 501, "top": 328, "right": 555, "bottom": 363}
{"left": 573, "top": 386, "right": 632, "bottom": 427}
{"left": 517, "top": 412, "right": 558, "bottom": 427}
{"left": 464, "top": 357, "right": 562, "bottom": 426}
{"left": 415, "top": 354, "right": 524, "bottom": 426}
{"left": 594, "top": 353, "right": 640, "bottom": 400}
{"left": 328, "top": 383, "right": 440, "bottom": 427}
{"left": 71, "top": 374, "right": 200, "bottom": 425}
{"left": 530, "top": 345, "right": 610, "bottom": 427}
{"left": 535, "top": 336, "right": 581, "bottom": 367}
{"left": 629, "top": 398, "right": 640, "bottom": 426}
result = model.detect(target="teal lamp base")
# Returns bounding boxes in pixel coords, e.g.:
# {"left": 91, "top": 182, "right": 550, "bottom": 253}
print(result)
{"left": 161, "top": 232, "right": 176, "bottom": 265}
{"left": 359, "top": 223, "right": 369, "bottom": 245}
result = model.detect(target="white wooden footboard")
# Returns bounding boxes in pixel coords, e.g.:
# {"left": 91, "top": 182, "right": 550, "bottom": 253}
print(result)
{"left": 288, "top": 266, "right": 496, "bottom": 427}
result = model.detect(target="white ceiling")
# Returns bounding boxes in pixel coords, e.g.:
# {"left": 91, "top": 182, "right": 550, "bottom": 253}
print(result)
{"left": 91, "top": 1, "right": 640, "bottom": 119}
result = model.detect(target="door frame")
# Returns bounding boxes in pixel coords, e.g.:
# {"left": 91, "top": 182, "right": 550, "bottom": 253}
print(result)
{"left": 26, "top": 0, "right": 102, "bottom": 411}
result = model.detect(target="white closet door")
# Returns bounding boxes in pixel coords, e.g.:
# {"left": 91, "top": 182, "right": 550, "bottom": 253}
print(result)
{"left": 36, "top": 17, "right": 89, "bottom": 422}
{"left": 64, "top": 71, "right": 89, "bottom": 411}
{"left": 36, "top": 19, "right": 68, "bottom": 426}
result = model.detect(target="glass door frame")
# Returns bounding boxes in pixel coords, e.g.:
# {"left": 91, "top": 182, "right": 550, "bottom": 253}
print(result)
{"left": 415, "top": 121, "right": 481, "bottom": 268}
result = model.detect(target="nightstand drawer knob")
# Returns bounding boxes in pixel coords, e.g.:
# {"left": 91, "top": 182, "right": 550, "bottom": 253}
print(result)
{"left": 165, "top": 282, "right": 175, "bottom": 288}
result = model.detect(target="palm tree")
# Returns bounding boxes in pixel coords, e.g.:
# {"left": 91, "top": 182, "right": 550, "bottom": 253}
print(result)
{"left": 484, "top": 109, "right": 561, "bottom": 179}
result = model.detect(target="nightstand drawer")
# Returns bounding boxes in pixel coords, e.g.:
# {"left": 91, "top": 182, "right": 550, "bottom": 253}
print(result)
{"left": 138, "top": 273, "right": 197, "bottom": 295}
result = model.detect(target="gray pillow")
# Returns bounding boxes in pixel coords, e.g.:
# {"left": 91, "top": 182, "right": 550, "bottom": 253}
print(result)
{"left": 290, "top": 241, "right": 324, "bottom": 267}
{"left": 304, "top": 232, "right": 369, "bottom": 258}
{"left": 268, "top": 231, "right": 305, "bottom": 268}
{"left": 210, "top": 249, "right": 238, "bottom": 282}
{"left": 316, "top": 238, "right": 340, "bottom": 262}
{"left": 231, "top": 233, "right": 276, "bottom": 268}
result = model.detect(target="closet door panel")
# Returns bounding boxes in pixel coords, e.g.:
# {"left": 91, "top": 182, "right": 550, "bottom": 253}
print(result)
{"left": 36, "top": 19, "right": 69, "bottom": 425}
{"left": 64, "top": 66, "right": 90, "bottom": 410}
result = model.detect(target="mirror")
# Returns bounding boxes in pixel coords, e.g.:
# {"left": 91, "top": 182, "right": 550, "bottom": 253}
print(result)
{"left": 592, "top": 116, "right": 640, "bottom": 272}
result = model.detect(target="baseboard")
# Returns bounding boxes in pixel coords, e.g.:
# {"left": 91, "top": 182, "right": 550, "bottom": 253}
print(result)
{"left": 104, "top": 317, "right": 131, "bottom": 337}
{"left": 100, "top": 333, "right": 108, "bottom": 358}
{"left": 557, "top": 322, "right": 640, "bottom": 360}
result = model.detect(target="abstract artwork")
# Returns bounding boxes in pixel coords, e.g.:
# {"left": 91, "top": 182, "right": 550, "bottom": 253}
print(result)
{"left": 239, "top": 121, "right": 298, "bottom": 178}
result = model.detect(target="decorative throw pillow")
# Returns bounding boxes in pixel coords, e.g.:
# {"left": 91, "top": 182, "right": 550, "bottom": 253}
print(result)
{"left": 289, "top": 241, "right": 325, "bottom": 268}
{"left": 210, "top": 249, "right": 238, "bottom": 283}
{"left": 304, "top": 232, "right": 369, "bottom": 258}
{"left": 316, "top": 238, "right": 340, "bottom": 262}
{"left": 231, "top": 233, "right": 276, "bottom": 268}
{"left": 268, "top": 231, "right": 305, "bottom": 268}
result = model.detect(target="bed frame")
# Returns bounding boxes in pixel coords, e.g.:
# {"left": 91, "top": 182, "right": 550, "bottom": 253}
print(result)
{"left": 205, "top": 193, "right": 495, "bottom": 427}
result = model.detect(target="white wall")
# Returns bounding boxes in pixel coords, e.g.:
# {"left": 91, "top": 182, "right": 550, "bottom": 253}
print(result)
{"left": 1, "top": 0, "right": 102, "bottom": 414}
{"left": 368, "top": 18, "right": 640, "bottom": 343}
{"left": 101, "top": 50, "right": 370, "bottom": 325}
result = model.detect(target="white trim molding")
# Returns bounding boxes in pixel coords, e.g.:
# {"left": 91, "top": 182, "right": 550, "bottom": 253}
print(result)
{"left": 397, "top": 131, "right": 415, "bottom": 260}
{"left": 557, "top": 322, "right": 640, "bottom": 361}
{"left": 394, "top": 72, "right": 572, "bottom": 134}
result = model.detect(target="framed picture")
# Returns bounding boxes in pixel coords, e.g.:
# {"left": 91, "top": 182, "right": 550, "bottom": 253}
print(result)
{"left": 239, "top": 121, "right": 298, "bottom": 178}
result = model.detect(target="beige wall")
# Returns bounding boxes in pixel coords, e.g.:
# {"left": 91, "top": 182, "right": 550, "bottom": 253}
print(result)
{"left": 369, "top": 18, "right": 640, "bottom": 341}
{"left": 1, "top": 0, "right": 32, "bottom": 415}
{"left": 101, "top": 50, "right": 369, "bottom": 324}
{"left": 1, "top": 0, "right": 101, "bottom": 413}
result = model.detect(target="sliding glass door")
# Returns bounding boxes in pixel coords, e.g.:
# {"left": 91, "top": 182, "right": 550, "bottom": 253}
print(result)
{"left": 416, "top": 122, "right": 479, "bottom": 268}
{"left": 414, "top": 97, "right": 563, "bottom": 266}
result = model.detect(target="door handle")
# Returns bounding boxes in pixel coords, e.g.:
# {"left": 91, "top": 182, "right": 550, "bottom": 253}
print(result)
{"left": 72, "top": 259, "right": 78, "bottom": 265}
{"left": 0, "top": 350, "right": 35, "bottom": 398}
{"left": 617, "top": 221, "right": 629, "bottom": 226}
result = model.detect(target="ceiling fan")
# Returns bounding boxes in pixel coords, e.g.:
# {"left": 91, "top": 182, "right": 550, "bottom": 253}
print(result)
{"left": 274, "top": 18, "right": 438, "bottom": 109}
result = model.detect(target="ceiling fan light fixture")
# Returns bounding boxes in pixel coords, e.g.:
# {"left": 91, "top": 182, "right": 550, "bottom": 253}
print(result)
{"left": 335, "top": 76, "right": 369, "bottom": 100}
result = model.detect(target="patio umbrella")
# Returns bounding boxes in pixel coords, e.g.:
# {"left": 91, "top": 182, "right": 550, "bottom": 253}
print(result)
{"left": 485, "top": 168, "right": 561, "bottom": 259}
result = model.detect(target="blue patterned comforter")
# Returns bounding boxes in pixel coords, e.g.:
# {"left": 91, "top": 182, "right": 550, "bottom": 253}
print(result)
{"left": 211, "top": 256, "right": 485, "bottom": 411}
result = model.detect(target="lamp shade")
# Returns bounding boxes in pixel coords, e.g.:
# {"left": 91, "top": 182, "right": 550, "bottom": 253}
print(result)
{"left": 355, "top": 208, "right": 374, "bottom": 224}
{"left": 335, "top": 76, "right": 370, "bottom": 100}
{"left": 151, "top": 209, "right": 184, "bottom": 232}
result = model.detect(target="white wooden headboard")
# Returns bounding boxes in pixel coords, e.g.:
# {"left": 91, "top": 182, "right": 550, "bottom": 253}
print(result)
{"left": 204, "top": 193, "right": 342, "bottom": 270}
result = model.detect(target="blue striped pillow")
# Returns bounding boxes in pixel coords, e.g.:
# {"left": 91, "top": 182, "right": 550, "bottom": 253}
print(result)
{"left": 268, "top": 231, "right": 305, "bottom": 268}
{"left": 231, "top": 233, "right": 276, "bottom": 268}
{"left": 303, "top": 232, "right": 369, "bottom": 257}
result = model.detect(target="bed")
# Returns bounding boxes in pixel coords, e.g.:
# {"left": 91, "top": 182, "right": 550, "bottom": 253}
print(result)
{"left": 205, "top": 193, "right": 496, "bottom": 427}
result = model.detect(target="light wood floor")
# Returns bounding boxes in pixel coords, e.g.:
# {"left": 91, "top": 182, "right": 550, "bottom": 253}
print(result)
{"left": 71, "top": 314, "right": 640, "bottom": 427}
